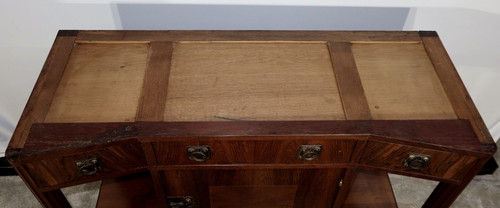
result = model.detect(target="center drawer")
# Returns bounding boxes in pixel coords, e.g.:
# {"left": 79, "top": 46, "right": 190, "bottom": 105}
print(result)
{"left": 152, "top": 137, "right": 358, "bottom": 165}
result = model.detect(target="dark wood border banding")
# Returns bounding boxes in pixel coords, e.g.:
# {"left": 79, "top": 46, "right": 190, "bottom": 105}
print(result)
{"left": 76, "top": 30, "right": 421, "bottom": 42}
{"left": 136, "top": 42, "right": 174, "bottom": 121}
{"left": 420, "top": 33, "right": 495, "bottom": 145}
{"left": 21, "top": 120, "right": 492, "bottom": 157}
{"left": 7, "top": 34, "right": 76, "bottom": 153}
{"left": 328, "top": 42, "right": 371, "bottom": 120}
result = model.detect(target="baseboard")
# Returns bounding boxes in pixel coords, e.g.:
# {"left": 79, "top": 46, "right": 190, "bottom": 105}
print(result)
{"left": 0, "top": 157, "right": 18, "bottom": 176}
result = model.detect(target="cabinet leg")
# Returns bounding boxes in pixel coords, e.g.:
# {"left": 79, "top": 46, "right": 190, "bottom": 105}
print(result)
{"left": 38, "top": 190, "right": 72, "bottom": 208}
{"left": 422, "top": 182, "right": 463, "bottom": 208}
{"left": 422, "top": 158, "right": 490, "bottom": 208}
{"left": 13, "top": 163, "right": 71, "bottom": 208}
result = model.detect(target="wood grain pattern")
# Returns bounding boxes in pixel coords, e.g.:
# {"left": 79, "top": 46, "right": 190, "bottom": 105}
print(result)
{"left": 332, "top": 169, "right": 356, "bottom": 208}
{"left": 22, "top": 120, "right": 490, "bottom": 157}
{"left": 161, "top": 168, "right": 341, "bottom": 208}
{"left": 96, "top": 167, "right": 398, "bottom": 208}
{"left": 209, "top": 185, "right": 297, "bottom": 208}
{"left": 136, "top": 42, "right": 173, "bottom": 121}
{"left": 44, "top": 43, "right": 149, "bottom": 123}
{"left": 420, "top": 34, "right": 495, "bottom": 145}
{"left": 351, "top": 43, "right": 457, "bottom": 120}
{"left": 11, "top": 163, "right": 71, "bottom": 208}
{"left": 76, "top": 30, "right": 421, "bottom": 42}
{"left": 7, "top": 34, "right": 76, "bottom": 152}
{"left": 153, "top": 139, "right": 356, "bottom": 165}
{"left": 422, "top": 157, "right": 488, "bottom": 208}
{"left": 6, "top": 31, "right": 496, "bottom": 208}
{"left": 343, "top": 169, "right": 397, "bottom": 208}
{"left": 328, "top": 42, "right": 371, "bottom": 120}
{"left": 164, "top": 42, "right": 345, "bottom": 121}
{"left": 23, "top": 142, "right": 147, "bottom": 188}
{"left": 360, "top": 140, "right": 478, "bottom": 180}
{"left": 97, "top": 172, "right": 160, "bottom": 208}
{"left": 141, "top": 142, "right": 168, "bottom": 207}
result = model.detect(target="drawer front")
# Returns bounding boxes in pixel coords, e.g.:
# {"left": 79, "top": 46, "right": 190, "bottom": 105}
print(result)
{"left": 360, "top": 141, "right": 478, "bottom": 180}
{"left": 153, "top": 137, "right": 357, "bottom": 165}
{"left": 24, "top": 142, "right": 147, "bottom": 188}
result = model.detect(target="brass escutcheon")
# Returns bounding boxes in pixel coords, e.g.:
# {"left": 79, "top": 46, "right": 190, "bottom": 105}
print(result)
{"left": 403, "top": 153, "right": 431, "bottom": 170}
{"left": 297, "top": 145, "right": 322, "bottom": 161}
{"left": 186, "top": 145, "right": 212, "bottom": 162}
{"left": 167, "top": 196, "right": 195, "bottom": 208}
{"left": 75, "top": 157, "right": 102, "bottom": 176}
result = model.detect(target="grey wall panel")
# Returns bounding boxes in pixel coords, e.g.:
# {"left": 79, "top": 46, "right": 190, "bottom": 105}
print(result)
{"left": 117, "top": 4, "right": 410, "bottom": 30}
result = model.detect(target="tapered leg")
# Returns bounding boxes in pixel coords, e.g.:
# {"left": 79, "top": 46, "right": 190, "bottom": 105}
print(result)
{"left": 422, "top": 158, "right": 490, "bottom": 208}
{"left": 13, "top": 163, "right": 71, "bottom": 208}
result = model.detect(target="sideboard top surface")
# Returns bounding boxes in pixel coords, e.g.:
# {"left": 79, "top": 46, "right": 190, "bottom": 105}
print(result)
{"left": 6, "top": 30, "right": 496, "bottom": 158}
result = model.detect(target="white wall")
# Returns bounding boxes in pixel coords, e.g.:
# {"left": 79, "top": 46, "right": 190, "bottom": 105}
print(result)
{"left": 0, "top": 1, "right": 118, "bottom": 156}
{"left": 1, "top": 1, "right": 499, "bottom": 156}
{"left": 404, "top": 7, "right": 500, "bottom": 143}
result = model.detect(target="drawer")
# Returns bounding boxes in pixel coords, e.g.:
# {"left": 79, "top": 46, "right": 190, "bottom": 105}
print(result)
{"left": 23, "top": 141, "right": 147, "bottom": 188}
{"left": 360, "top": 141, "right": 478, "bottom": 180}
{"left": 153, "top": 137, "right": 357, "bottom": 165}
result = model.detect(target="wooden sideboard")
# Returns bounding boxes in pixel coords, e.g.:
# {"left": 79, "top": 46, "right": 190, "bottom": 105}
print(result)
{"left": 6, "top": 30, "right": 496, "bottom": 208}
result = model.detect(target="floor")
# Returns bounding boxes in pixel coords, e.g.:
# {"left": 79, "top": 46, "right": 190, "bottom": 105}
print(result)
{"left": 1, "top": 145, "right": 498, "bottom": 208}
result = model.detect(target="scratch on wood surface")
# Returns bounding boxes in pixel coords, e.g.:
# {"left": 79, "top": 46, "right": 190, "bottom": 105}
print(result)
{"left": 213, "top": 115, "right": 246, "bottom": 121}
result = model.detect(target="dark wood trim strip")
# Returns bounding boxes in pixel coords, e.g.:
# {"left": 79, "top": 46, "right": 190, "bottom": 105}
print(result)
{"left": 37, "top": 167, "right": 148, "bottom": 192}
{"left": 140, "top": 142, "right": 168, "bottom": 207}
{"left": 419, "top": 30, "right": 439, "bottom": 37}
{"left": 76, "top": 30, "right": 421, "bottom": 42}
{"left": 136, "top": 42, "right": 174, "bottom": 121}
{"left": 19, "top": 139, "right": 142, "bottom": 163}
{"left": 151, "top": 164, "right": 359, "bottom": 170}
{"left": 150, "top": 170, "right": 168, "bottom": 208}
{"left": 421, "top": 34, "right": 495, "bottom": 145}
{"left": 358, "top": 165, "right": 460, "bottom": 185}
{"left": 332, "top": 168, "right": 357, "bottom": 208}
{"left": 141, "top": 142, "right": 158, "bottom": 165}
{"left": 21, "top": 120, "right": 492, "bottom": 156}
{"left": 57, "top": 30, "right": 79, "bottom": 37}
{"left": 328, "top": 42, "right": 371, "bottom": 120}
{"left": 350, "top": 140, "right": 369, "bottom": 163}
{"left": 7, "top": 34, "right": 76, "bottom": 154}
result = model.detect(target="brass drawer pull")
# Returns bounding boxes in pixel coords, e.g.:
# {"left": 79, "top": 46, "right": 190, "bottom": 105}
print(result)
{"left": 167, "top": 196, "right": 196, "bottom": 208}
{"left": 75, "top": 157, "right": 102, "bottom": 176}
{"left": 297, "top": 145, "right": 322, "bottom": 161}
{"left": 403, "top": 153, "right": 431, "bottom": 170}
{"left": 186, "top": 145, "right": 212, "bottom": 162}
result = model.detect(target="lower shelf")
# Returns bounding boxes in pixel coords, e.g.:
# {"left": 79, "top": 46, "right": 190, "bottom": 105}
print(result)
{"left": 96, "top": 169, "right": 397, "bottom": 208}
{"left": 96, "top": 171, "right": 160, "bottom": 208}
{"left": 344, "top": 169, "right": 398, "bottom": 208}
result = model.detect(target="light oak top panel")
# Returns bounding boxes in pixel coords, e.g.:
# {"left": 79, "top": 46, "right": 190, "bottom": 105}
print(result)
{"left": 164, "top": 42, "right": 345, "bottom": 121}
{"left": 45, "top": 43, "right": 149, "bottom": 123}
{"left": 351, "top": 43, "right": 457, "bottom": 120}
